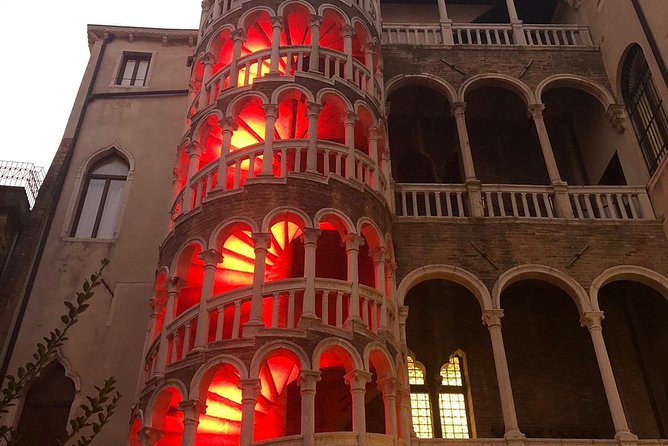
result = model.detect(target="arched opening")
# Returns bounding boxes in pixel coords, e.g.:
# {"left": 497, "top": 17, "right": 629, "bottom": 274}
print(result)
{"left": 254, "top": 348, "right": 302, "bottom": 441}
{"left": 15, "top": 361, "right": 75, "bottom": 446}
{"left": 501, "top": 280, "right": 613, "bottom": 438}
{"left": 543, "top": 87, "right": 626, "bottom": 185}
{"left": 316, "top": 214, "right": 348, "bottom": 281}
{"left": 366, "top": 349, "right": 394, "bottom": 435}
{"left": 151, "top": 386, "right": 184, "bottom": 446}
{"left": 465, "top": 86, "right": 548, "bottom": 184}
{"left": 214, "top": 222, "right": 256, "bottom": 295}
{"left": 210, "top": 28, "right": 235, "bottom": 75}
{"left": 315, "top": 345, "right": 355, "bottom": 432}
{"left": 388, "top": 85, "right": 462, "bottom": 184}
{"left": 280, "top": 3, "right": 313, "bottom": 72}
{"left": 359, "top": 222, "right": 383, "bottom": 291}
{"left": 405, "top": 279, "right": 499, "bottom": 438}
{"left": 355, "top": 104, "right": 374, "bottom": 156}
{"left": 239, "top": 10, "right": 274, "bottom": 82}
{"left": 196, "top": 363, "right": 242, "bottom": 445}
{"left": 318, "top": 92, "right": 347, "bottom": 145}
{"left": 196, "top": 114, "right": 223, "bottom": 172}
{"left": 266, "top": 214, "right": 305, "bottom": 282}
{"left": 319, "top": 8, "right": 345, "bottom": 54}
{"left": 599, "top": 280, "right": 668, "bottom": 438}
{"left": 174, "top": 243, "right": 204, "bottom": 316}
{"left": 621, "top": 44, "right": 668, "bottom": 174}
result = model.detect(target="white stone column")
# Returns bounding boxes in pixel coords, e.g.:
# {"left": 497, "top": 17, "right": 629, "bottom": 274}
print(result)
{"left": 183, "top": 143, "right": 202, "bottom": 212}
{"left": 238, "top": 379, "right": 261, "bottom": 446}
{"left": 377, "top": 378, "right": 399, "bottom": 441}
{"left": 345, "top": 111, "right": 358, "bottom": 179}
{"left": 482, "top": 310, "right": 524, "bottom": 439}
{"left": 172, "top": 167, "right": 185, "bottom": 203}
{"left": 506, "top": 0, "right": 527, "bottom": 45}
{"left": 345, "top": 370, "right": 372, "bottom": 446}
{"left": 344, "top": 234, "right": 364, "bottom": 326}
{"left": 368, "top": 126, "right": 381, "bottom": 189}
{"left": 261, "top": 104, "right": 279, "bottom": 176}
{"left": 309, "top": 15, "right": 323, "bottom": 72}
{"left": 143, "top": 296, "right": 163, "bottom": 357}
{"left": 299, "top": 369, "right": 322, "bottom": 446}
{"left": 342, "top": 25, "right": 355, "bottom": 81}
{"left": 246, "top": 232, "right": 271, "bottom": 334}
{"left": 363, "top": 43, "right": 375, "bottom": 95}
{"left": 370, "top": 247, "right": 386, "bottom": 293}
{"left": 396, "top": 386, "right": 412, "bottom": 445}
{"left": 451, "top": 102, "right": 484, "bottom": 217}
{"left": 198, "top": 52, "right": 216, "bottom": 110}
{"left": 269, "top": 16, "right": 284, "bottom": 75}
{"left": 580, "top": 312, "right": 637, "bottom": 440}
{"left": 306, "top": 102, "right": 323, "bottom": 173}
{"left": 156, "top": 277, "right": 186, "bottom": 376}
{"left": 229, "top": 29, "right": 246, "bottom": 88}
{"left": 301, "top": 228, "right": 321, "bottom": 321}
{"left": 398, "top": 305, "right": 408, "bottom": 346}
{"left": 528, "top": 104, "right": 574, "bottom": 219}
{"left": 194, "top": 249, "right": 223, "bottom": 350}
{"left": 216, "top": 116, "right": 238, "bottom": 188}
{"left": 179, "top": 399, "right": 206, "bottom": 446}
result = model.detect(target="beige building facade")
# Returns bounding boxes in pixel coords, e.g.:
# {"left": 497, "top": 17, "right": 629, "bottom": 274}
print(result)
{"left": 1, "top": 1, "right": 668, "bottom": 446}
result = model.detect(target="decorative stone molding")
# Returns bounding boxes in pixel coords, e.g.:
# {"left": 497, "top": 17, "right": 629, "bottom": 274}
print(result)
{"left": 606, "top": 104, "right": 627, "bottom": 134}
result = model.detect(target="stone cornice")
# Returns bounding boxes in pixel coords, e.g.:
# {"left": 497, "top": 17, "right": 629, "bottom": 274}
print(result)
{"left": 87, "top": 24, "right": 198, "bottom": 46}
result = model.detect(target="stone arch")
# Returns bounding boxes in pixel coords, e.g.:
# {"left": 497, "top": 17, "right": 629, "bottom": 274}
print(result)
{"left": 237, "top": 5, "right": 277, "bottom": 30}
{"left": 313, "top": 208, "right": 355, "bottom": 236}
{"left": 205, "top": 23, "right": 236, "bottom": 56}
{"left": 459, "top": 73, "right": 536, "bottom": 106}
{"left": 492, "top": 264, "right": 591, "bottom": 314}
{"left": 191, "top": 109, "right": 224, "bottom": 143}
{"left": 249, "top": 340, "right": 311, "bottom": 377}
{"left": 590, "top": 265, "right": 668, "bottom": 311}
{"left": 363, "top": 342, "right": 396, "bottom": 379}
{"left": 170, "top": 237, "right": 207, "bottom": 273}
{"left": 536, "top": 74, "right": 616, "bottom": 110}
{"left": 396, "top": 265, "right": 492, "bottom": 310}
{"left": 317, "top": 4, "right": 352, "bottom": 25}
{"left": 261, "top": 206, "right": 313, "bottom": 231}
{"left": 208, "top": 216, "right": 260, "bottom": 248}
{"left": 188, "top": 353, "right": 249, "bottom": 399}
{"left": 145, "top": 380, "right": 188, "bottom": 426}
{"left": 225, "top": 91, "right": 270, "bottom": 118}
{"left": 277, "top": 0, "right": 316, "bottom": 16}
{"left": 316, "top": 88, "right": 354, "bottom": 111}
{"left": 271, "top": 83, "right": 316, "bottom": 104}
{"left": 356, "top": 217, "right": 384, "bottom": 249}
{"left": 77, "top": 144, "right": 136, "bottom": 176}
{"left": 385, "top": 74, "right": 458, "bottom": 105}
{"left": 312, "top": 337, "right": 364, "bottom": 371}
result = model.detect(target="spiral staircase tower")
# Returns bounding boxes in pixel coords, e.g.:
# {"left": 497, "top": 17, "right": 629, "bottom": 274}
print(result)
{"left": 132, "top": 0, "right": 406, "bottom": 445}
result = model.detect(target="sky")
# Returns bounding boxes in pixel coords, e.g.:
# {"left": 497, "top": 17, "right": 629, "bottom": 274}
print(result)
{"left": 0, "top": 0, "right": 201, "bottom": 170}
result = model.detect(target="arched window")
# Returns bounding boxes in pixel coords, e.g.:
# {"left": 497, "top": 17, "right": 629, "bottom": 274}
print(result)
{"left": 438, "top": 355, "right": 471, "bottom": 439}
{"left": 407, "top": 356, "right": 433, "bottom": 438}
{"left": 622, "top": 45, "right": 668, "bottom": 173}
{"left": 71, "top": 153, "right": 130, "bottom": 238}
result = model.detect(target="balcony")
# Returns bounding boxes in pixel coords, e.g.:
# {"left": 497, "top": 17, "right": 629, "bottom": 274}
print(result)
{"left": 394, "top": 183, "right": 656, "bottom": 221}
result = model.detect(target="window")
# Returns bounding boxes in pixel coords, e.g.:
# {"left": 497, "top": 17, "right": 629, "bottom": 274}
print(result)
{"left": 622, "top": 45, "right": 668, "bottom": 173}
{"left": 71, "top": 154, "right": 129, "bottom": 239}
{"left": 408, "top": 354, "right": 473, "bottom": 439}
{"left": 116, "top": 53, "right": 151, "bottom": 86}
{"left": 407, "top": 356, "right": 433, "bottom": 439}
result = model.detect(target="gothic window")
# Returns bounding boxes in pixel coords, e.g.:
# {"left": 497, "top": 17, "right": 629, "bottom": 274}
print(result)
{"left": 622, "top": 44, "right": 668, "bottom": 173}
{"left": 438, "top": 356, "right": 471, "bottom": 439}
{"left": 407, "top": 356, "right": 433, "bottom": 438}
{"left": 71, "top": 153, "right": 129, "bottom": 239}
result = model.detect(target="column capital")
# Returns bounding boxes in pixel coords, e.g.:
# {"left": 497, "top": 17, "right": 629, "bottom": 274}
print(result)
{"left": 368, "top": 126, "right": 380, "bottom": 141}
{"left": 370, "top": 246, "right": 386, "bottom": 263}
{"left": 306, "top": 102, "right": 324, "bottom": 118}
{"left": 398, "top": 305, "right": 409, "bottom": 321}
{"left": 219, "top": 116, "right": 238, "bottom": 132}
{"left": 178, "top": 399, "right": 207, "bottom": 421}
{"left": 482, "top": 309, "right": 505, "bottom": 327}
{"left": 343, "top": 233, "right": 365, "bottom": 252}
{"left": 238, "top": 378, "right": 261, "bottom": 399}
{"left": 198, "top": 248, "right": 224, "bottom": 266}
{"left": 309, "top": 14, "right": 323, "bottom": 27}
{"left": 270, "top": 15, "right": 285, "bottom": 28}
{"left": 341, "top": 24, "right": 355, "bottom": 38}
{"left": 201, "top": 0, "right": 213, "bottom": 10}
{"left": 363, "top": 41, "right": 377, "bottom": 55}
{"left": 186, "top": 141, "right": 203, "bottom": 157}
{"left": 263, "top": 103, "right": 279, "bottom": 119}
{"left": 167, "top": 276, "right": 187, "bottom": 293}
{"left": 344, "top": 369, "right": 373, "bottom": 390}
{"left": 450, "top": 101, "right": 467, "bottom": 116}
{"left": 580, "top": 311, "right": 605, "bottom": 330}
{"left": 528, "top": 103, "right": 545, "bottom": 119}
{"left": 201, "top": 51, "right": 216, "bottom": 66}
{"left": 299, "top": 369, "right": 322, "bottom": 391}
{"left": 344, "top": 111, "right": 358, "bottom": 125}
{"left": 606, "top": 104, "right": 627, "bottom": 134}
{"left": 252, "top": 232, "right": 272, "bottom": 250}
{"left": 232, "top": 28, "right": 246, "bottom": 42}
{"left": 300, "top": 228, "right": 321, "bottom": 246}
{"left": 376, "top": 377, "right": 397, "bottom": 397}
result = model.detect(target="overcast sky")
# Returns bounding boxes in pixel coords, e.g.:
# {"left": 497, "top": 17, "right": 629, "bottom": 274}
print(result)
{"left": 0, "top": 0, "right": 201, "bottom": 170}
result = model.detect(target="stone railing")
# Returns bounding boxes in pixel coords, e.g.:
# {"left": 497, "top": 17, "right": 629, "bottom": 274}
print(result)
{"left": 381, "top": 23, "right": 594, "bottom": 47}
{"left": 171, "top": 140, "right": 385, "bottom": 222}
{"left": 145, "top": 277, "right": 395, "bottom": 378}
{"left": 191, "top": 46, "right": 381, "bottom": 117}
{"left": 394, "top": 183, "right": 656, "bottom": 221}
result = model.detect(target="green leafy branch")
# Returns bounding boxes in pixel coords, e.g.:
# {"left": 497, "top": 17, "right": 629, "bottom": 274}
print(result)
{"left": 0, "top": 259, "right": 122, "bottom": 446}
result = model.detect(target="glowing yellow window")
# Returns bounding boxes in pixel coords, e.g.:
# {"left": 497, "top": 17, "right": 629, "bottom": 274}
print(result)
{"left": 407, "top": 356, "right": 433, "bottom": 438}
{"left": 439, "top": 356, "right": 471, "bottom": 439}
